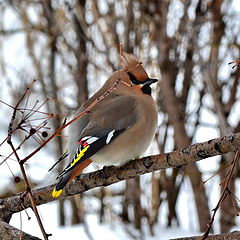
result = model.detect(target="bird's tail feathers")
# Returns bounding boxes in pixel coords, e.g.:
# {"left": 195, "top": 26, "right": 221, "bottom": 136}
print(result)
{"left": 52, "top": 159, "right": 93, "bottom": 198}
{"left": 52, "top": 172, "right": 71, "bottom": 198}
{"left": 48, "top": 150, "right": 69, "bottom": 172}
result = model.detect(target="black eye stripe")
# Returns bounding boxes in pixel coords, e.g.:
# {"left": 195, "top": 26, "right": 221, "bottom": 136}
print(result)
{"left": 127, "top": 72, "right": 142, "bottom": 85}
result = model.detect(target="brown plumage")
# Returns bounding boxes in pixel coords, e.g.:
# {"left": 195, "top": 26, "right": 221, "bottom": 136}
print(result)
{"left": 121, "top": 52, "right": 147, "bottom": 81}
{"left": 52, "top": 52, "right": 158, "bottom": 198}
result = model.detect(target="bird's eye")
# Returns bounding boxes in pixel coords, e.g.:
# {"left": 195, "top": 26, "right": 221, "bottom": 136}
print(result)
{"left": 127, "top": 72, "right": 142, "bottom": 85}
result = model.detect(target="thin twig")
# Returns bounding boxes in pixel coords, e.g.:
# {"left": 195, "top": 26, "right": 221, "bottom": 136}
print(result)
{"left": 202, "top": 161, "right": 232, "bottom": 184}
{"left": 7, "top": 140, "right": 51, "bottom": 240}
{"left": 6, "top": 80, "right": 51, "bottom": 240}
{"left": 7, "top": 80, "right": 36, "bottom": 143}
{"left": 200, "top": 150, "right": 240, "bottom": 240}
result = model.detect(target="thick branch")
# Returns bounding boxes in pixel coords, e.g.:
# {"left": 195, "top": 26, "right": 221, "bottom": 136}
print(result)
{"left": 0, "top": 221, "right": 41, "bottom": 240}
{"left": 1, "top": 132, "right": 240, "bottom": 222}
{"left": 170, "top": 231, "right": 240, "bottom": 240}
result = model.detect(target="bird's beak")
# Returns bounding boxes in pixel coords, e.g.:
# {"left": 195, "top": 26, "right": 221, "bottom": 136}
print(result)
{"left": 143, "top": 78, "right": 158, "bottom": 86}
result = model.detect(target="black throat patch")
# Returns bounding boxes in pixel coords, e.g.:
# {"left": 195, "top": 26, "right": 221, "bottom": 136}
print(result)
{"left": 141, "top": 85, "right": 152, "bottom": 95}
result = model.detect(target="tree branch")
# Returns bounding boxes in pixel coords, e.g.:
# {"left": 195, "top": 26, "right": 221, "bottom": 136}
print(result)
{"left": 1, "top": 132, "right": 240, "bottom": 222}
{"left": 0, "top": 221, "right": 41, "bottom": 240}
{"left": 170, "top": 231, "right": 240, "bottom": 240}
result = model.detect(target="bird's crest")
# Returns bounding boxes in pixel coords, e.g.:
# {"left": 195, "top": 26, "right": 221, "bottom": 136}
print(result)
{"left": 121, "top": 52, "right": 142, "bottom": 72}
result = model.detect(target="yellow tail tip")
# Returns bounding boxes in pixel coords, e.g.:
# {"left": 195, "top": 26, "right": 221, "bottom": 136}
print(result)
{"left": 52, "top": 187, "right": 63, "bottom": 198}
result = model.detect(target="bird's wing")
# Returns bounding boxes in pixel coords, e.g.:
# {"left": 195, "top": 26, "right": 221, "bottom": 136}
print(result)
{"left": 52, "top": 95, "right": 138, "bottom": 197}
{"left": 82, "top": 94, "right": 138, "bottom": 136}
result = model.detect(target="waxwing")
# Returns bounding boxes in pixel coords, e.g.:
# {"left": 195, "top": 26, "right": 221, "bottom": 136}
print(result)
{"left": 52, "top": 52, "right": 158, "bottom": 197}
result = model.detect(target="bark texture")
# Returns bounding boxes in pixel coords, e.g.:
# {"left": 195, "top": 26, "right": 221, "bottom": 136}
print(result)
{"left": 0, "top": 222, "right": 41, "bottom": 240}
{"left": 171, "top": 231, "right": 240, "bottom": 240}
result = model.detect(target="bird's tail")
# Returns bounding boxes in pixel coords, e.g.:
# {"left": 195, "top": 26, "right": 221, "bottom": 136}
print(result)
{"left": 52, "top": 159, "right": 92, "bottom": 198}
{"left": 52, "top": 172, "right": 71, "bottom": 198}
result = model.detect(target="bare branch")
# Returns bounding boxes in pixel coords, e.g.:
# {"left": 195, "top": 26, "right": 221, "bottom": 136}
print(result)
{"left": 170, "top": 231, "right": 240, "bottom": 240}
{"left": 0, "top": 221, "right": 41, "bottom": 240}
{"left": 6, "top": 80, "right": 51, "bottom": 239}
{"left": 200, "top": 151, "right": 240, "bottom": 239}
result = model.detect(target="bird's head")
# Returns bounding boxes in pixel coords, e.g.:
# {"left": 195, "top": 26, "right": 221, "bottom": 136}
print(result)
{"left": 120, "top": 52, "right": 158, "bottom": 94}
{"left": 121, "top": 52, "right": 158, "bottom": 85}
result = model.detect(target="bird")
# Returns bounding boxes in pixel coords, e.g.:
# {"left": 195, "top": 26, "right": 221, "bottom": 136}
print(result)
{"left": 52, "top": 52, "right": 158, "bottom": 198}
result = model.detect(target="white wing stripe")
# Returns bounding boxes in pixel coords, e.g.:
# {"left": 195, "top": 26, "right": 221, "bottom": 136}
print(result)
{"left": 106, "top": 130, "right": 115, "bottom": 144}
{"left": 86, "top": 136, "right": 99, "bottom": 144}
{"left": 82, "top": 136, "right": 90, "bottom": 141}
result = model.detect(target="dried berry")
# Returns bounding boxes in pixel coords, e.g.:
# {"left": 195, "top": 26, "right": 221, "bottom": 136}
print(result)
{"left": 42, "top": 131, "right": 48, "bottom": 138}
{"left": 14, "top": 176, "right": 21, "bottom": 183}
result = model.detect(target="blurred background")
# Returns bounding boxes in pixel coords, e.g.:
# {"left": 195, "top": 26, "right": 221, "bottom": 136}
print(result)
{"left": 0, "top": 0, "right": 240, "bottom": 239}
